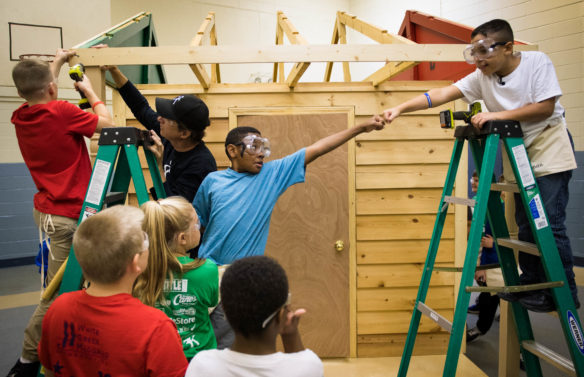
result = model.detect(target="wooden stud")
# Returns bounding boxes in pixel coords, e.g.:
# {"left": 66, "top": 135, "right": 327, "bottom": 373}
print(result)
{"left": 324, "top": 15, "right": 340, "bottom": 82}
{"left": 337, "top": 15, "right": 351, "bottom": 82}
{"left": 189, "top": 12, "right": 216, "bottom": 88}
{"left": 71, "top": 44, "right": 537, "bottom": 66}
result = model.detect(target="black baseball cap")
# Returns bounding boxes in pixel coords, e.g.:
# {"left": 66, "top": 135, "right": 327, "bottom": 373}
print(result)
{"left": 155, "top": 95, "right": 210, "bottom": 132}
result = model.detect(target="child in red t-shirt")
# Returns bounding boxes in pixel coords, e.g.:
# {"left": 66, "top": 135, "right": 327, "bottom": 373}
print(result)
{"left": 38, "top": 205, "right": 188, "bottom": 377}
{"left": 8, "top": 49, "right": 114, "bottom": 377}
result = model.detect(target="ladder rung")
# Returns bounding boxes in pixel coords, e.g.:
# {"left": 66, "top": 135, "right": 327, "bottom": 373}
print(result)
{"left": 497, "top": 237, "right": 540, "bottom": 256}
{"left": 466, "top": 281, "right": 564, "bottom": 293}
{"left": 522, "top": 340, "right": 576, "bottom": 377}
{"left": 435, "top": 263, "right": 500, "bottom": 273}
{"left": 443, "top": 196, "right": 476, "bottom": 207}
{"left": 490, "top": 182, "right": 520, "bottom": 193}
{"left": 417, "top": 302, "right": 452, "bottom": 332}
{"left": 104, "top": 191, "right": 126, "bottom": 205}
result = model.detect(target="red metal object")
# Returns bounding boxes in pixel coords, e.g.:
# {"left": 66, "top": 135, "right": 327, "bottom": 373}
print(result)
{"left": 392, "top": 10, "right": 474, "bottom": 81}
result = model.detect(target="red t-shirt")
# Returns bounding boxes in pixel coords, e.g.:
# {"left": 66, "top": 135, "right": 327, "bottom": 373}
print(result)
{"left": 12, "top": 100, "right": 98, "bottom": 219}
{"left": 38, "top": 290, "right": 188, "bottom": 377}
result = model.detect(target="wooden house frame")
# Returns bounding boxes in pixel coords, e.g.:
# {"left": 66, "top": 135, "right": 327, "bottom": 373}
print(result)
{"left": 71, "top": 11, "right": 536, "bottom": 359}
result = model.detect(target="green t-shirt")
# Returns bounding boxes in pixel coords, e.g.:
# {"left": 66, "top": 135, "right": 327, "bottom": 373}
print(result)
{"left": 156, "top": 257, "right": 219, "bottom": 359}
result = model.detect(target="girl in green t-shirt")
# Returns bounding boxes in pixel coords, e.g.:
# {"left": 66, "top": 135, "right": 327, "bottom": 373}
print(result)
{"left": 135, "top": 196, "right": 219, "bottom": 359}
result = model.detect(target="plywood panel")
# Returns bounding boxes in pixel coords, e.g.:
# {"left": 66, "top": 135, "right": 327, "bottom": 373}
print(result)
{"left": 357, "top": 333, "right": 449, "bottom": 357}
{"left": 357, "top": 286, "right": 453, "bottom": 312}
{"left": 355, "top": 115, "right": 452, "bottom": 141}
{"left": 358, "top": 310, "right": 453, "bottom": 334}
{"left": 356, "top": 164, "right": 449, "bottom": 189}
{"left": 356, "top": 214, "right": 454, "bottom": 240}
{"left": 356, "top": 188, "right": 450, "bottom": 215}
{"left": 357, "top": 264, "right": 454, "bottom": 288}
{"left": 237, "top": 111, "right": 351, "bottom": 358}
{"left": 357, "top": 240, "right": 454, "bottom": 264}
{"left": 356, "top": 140, "right": 454, "bottom": 165}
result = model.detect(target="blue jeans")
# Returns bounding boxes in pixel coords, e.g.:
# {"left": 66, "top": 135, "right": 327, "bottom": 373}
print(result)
{"left": 514, "top": 169, "right": 577, "bottom": 300}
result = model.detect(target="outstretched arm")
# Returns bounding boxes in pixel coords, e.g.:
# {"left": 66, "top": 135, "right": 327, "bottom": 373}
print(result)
{"left": 304, "top": 115, "right": 385, "bottom": 166}
{"left": 470, "top": 97, "right": 555, "bottom": 128}
{"left": 382, "top": 85, "right": 463, "bottom": 124}
{"left": 74, "top": 74, "right": 114, "bottom": 133}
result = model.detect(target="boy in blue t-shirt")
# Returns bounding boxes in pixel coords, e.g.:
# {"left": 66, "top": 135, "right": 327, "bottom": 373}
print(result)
{"left": 194, "top": 116, "right": 384, "bottom": 266}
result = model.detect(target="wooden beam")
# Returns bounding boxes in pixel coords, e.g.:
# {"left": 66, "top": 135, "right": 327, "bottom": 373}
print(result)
{"left": 277, "top": 11, "right": 311, "bottom": 88}
{"left": 189, "top": 12, "right": 215, "bottom": 88}
{"left": 364, "top": 61, "right": 419, "bottom": 86}
{"left": 71, "top": 44, "right": 538, "bottom": 66}
{"left": 324, "top": 16, "right": 340, "bottom": 82}
{"left": 190, "top": 12, "right": 215, "bottom": 46}
{"left": 210, "top": 23, "right": 221, "bottom": 83}
{"left": 337, "top": 16, "right": 351, "bottom": 82}
{"left": 338, "top": 11, "right": 414, "bottom": 45}
{"left": 273, "top": 12, "right": 285, "bottom": 83}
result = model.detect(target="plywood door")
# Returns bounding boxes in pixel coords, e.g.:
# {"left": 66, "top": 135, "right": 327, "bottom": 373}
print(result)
{"left": 236, "top": 112, "right": 350, "bottom": 357}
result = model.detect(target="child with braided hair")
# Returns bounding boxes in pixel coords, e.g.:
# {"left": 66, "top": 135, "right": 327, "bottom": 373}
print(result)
{"left": 134, "top": 196, "right": 218, "bottom": 359}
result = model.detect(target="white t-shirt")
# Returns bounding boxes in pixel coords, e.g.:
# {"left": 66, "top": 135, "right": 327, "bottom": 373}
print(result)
{"left": 185, "top": 348, "right": 324, "bottom": 377}
{"left": 454, "top": 51, "right": 576, "bottom": 177}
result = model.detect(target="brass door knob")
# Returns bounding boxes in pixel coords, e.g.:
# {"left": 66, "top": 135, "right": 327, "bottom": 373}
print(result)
{"left": 335, "top": 240, "right": 345, "bottom": 252}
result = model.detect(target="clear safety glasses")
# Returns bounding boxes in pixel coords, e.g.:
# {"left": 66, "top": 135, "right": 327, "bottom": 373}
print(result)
{"left": 262, "top": 292, "right": 291, "bottom": 328}
{"left": 240, "top": 134, "right": 271, "bottom": 157}
{"left": 463, "top": 39, "right": 508, "bottom": 64}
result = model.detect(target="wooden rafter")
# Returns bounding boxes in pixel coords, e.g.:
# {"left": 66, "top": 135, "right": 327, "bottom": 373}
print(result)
{"left": 273, "top": 13, "right": 285, "bottom": 83}
{"left": 273, "top": 11, "right": 311, "bottom": 88}
{"left": 324, "top": 12, "right": 418, "bottom": 86}
{"left": 189, "top": 12, "right": 220, "bottom": 88}
{"left": 331, "top": 11, "right": 419, "bottom": 86}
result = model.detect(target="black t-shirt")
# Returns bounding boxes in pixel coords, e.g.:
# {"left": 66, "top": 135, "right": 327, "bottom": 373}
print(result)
{"left": 118, "top": 81, "right": 217, "bottom": 202}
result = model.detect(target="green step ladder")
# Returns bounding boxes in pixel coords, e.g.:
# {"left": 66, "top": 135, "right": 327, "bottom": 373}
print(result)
{"left": 58, "top": 127, "right": 166, "bottom": 294}
{"left": 398, "top": 120, "right": 584, "bottom": 376}
{"left": 38, "top": 127, "right": 166, "bottom": 376}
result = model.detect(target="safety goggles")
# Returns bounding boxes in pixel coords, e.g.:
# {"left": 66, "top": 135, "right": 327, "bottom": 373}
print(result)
{"left": 262, "top": 292, "right": 291, "bottom": 328}
{"left": 240, "top": 135, "right": 271, "bottom": 157}
{"left": 463, "top": 38, "right": 508, "bottom": 64}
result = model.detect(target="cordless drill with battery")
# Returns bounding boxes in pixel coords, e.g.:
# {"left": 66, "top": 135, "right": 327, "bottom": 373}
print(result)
{"left": 68, "top": 63, "right": 91, "bottom": 109}
{"left": 439, "top": 102, "right": 482, "bottom": 129}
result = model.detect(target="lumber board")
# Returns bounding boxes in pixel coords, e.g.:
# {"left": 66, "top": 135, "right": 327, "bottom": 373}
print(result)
{"left": 357, "top": 263, "right": 454, "bottom": 288}
{"left": 189, "top": 63, "right": 211, "bottom": 88}
{"left": 71, "top": 44, "right": 538, "bottom": 66}
{"left": 355, "top": 140, "right": 454, "bottom": 165}
{"left": 337, "top": 11, "right": 414, "bottom": 45}
{"left": 324, "top": 21, "right": 340, "bottom": 82}
{"left": 355, "top": 115, "right": 452, "bottom": 140}
{"left": 357, "top": 286, "right": 453, "bottom": 312}
{"left": 356, "top": 188, "right": 451, "bottom": 215}
{"left": 357, "top": 310, "right": 453, "bottom": 334}
{"left": 190, "top": 12, "right": 215, "bottom": 46}
{"left": 364, "top": 61, "right": 420, "bottom": 86}
{"left": 357, "top": 333, "right": 449, "bottom": 357}
{"left": 337, "top": 17, "right": 351, "bottom": 82}
{"left": 356, "top": 240, "right": 455, "bottom": 265}
{"left": 356, "top": 164, "right": 450, "bottom": 189}
{"left": 356, "top": 214, "right": 454, "bottom": 240}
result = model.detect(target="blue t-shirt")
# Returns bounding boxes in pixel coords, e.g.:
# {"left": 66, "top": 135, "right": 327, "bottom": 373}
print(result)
{"left": 194, "top": 148, "right": 306, "bottom": 265}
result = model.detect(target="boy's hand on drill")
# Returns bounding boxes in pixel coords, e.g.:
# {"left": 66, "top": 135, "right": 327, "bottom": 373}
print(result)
{"left": 471, "top": 112, "right": 500, "bottom": 129}
{"left": 74, "top": 75, "right": 94, "bottom": 96}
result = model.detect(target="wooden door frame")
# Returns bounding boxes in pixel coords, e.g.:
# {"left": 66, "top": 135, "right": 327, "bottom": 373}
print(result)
{"left": 228, "top": 106, "right": 357, "bottom": 357}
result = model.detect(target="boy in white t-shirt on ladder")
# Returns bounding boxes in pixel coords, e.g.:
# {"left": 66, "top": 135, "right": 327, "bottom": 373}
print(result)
{"left": 382, "top": 19, "right": 578, "bottom": 313}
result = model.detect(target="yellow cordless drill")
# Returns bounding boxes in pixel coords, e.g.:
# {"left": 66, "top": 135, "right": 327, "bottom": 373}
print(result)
{"left": 440, "top": 102, "right": 482, "bottom": 129}
{"left": 68, "top": 63, "right": 91, "bottom": 109}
